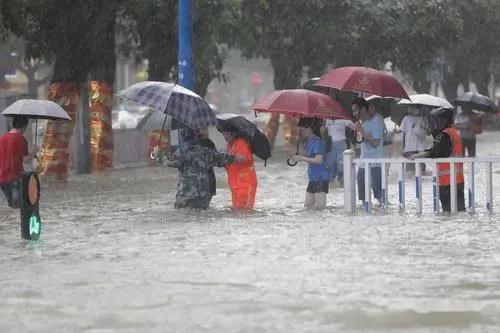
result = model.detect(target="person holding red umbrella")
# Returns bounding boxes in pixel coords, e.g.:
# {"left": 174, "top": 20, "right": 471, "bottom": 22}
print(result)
{"left": 349, "top": 97, "right": 385, "bottom": 206}
{"left": 292, "top": 117, "right": 330, "bottom": 210}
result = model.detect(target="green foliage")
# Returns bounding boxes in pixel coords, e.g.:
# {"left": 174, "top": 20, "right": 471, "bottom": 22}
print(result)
{"left": 121, "top": 0, "right": 239, "bottom": 96}
{"left": 2, "top": 0, "right": 120, "bottom": 84}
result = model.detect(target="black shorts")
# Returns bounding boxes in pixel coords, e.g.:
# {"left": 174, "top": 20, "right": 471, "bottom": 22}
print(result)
{"left": 307, "top": 180, "right": 329, "bottom": 194}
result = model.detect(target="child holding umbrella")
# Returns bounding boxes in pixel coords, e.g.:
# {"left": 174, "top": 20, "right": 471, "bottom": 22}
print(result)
{"left": 292, "top": 117, "right": 330, "bottom": 210}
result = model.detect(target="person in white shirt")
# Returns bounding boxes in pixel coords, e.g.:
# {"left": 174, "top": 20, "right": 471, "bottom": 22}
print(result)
{"left": 323, "top": 119, "right": 350, "bottom": 186}
{"left": 400, "top": 106, "right": 428, "bottom": 172}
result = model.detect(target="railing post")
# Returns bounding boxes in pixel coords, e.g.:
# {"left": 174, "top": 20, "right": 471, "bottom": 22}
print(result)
{"left": 468, "top": 161, "right": 475, "bottom": 212}
{"left": 433, "top": 162, "right": 440, "bottom": 213}
{"left": 416, "top": 161, "right": 422, "bottom": 214}
{"left": 486, "top": 162, "right": 493, "bottom": 213}
{"left": 343, "top": 150, "right": 355, "bottom": 213}
{"left": 381, "top": 162, "right": 388, "bottom": 210}
{"left": 364, "top": 162, "right": 371, "bottom": 213}
{"left": 450, "top": 162, "right": 457, "bottom": 213}
{"left": 398, "top": 162, "right": 405, "bottom": 211}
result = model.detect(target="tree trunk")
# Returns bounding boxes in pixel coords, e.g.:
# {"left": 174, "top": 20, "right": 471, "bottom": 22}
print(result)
{"left": 264, "top": 55, "right": 303, "bottom": 151}
{"left": 412, "top": 69, "right": 431, "bottom": 94}
{"left": 87, "top": 18, "right": 116, "bottom": 173}
{"left": 441, "top": 67, "right": 461, "bottom": 101}
{"left": 37, "top": 81, "right": 79, "bottom": 181}
{"left": 146, "top": 53, "right": 175, "bottom": 153}
{"left": 471, "top": 68, "right": 490, "bottom": 96}
{"left": 76, "top": 82, "right": 91, "bottom": 174}
{"left": 148, "top": 55, "right": 176, "bottom": 82}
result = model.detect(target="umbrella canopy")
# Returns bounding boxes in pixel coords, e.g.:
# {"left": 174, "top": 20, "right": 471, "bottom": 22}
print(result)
{"left": 118, "top": 81, "right": 217, "bottom": 130}
{"left": 135, "top": 110, "right": 171, "bottom": 132}
{"left": 252, "top": 89, "right": 351, "bottom": 120}
{"left": 1, "top": 99, "right": 71, "bottom": 120}
{"left": 453, "top": 92, "right": 496, "bottom": 113}
{"left": 365, "top": 95, "right": 398, "bottom": 118}
{"left": 216, "top": 113, "right": 271, "bottom": 161}
{"left": 398, "top": 94, "right": 453, "bottom": 109}
{"left": 315, "top": 66, "right": 410, "bottom": 99}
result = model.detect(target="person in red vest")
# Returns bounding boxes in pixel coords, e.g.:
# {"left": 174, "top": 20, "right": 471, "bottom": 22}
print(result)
{"left": 0, "top": 116, "right": 39, "bottom": 208}
{"left": 410, "top": 108, "right": 465, "bottom": 212}
{"left": 220, "top": 126, "right": 257, "bottom": 211}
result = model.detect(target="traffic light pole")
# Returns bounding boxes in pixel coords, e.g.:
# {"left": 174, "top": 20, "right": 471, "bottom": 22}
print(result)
{"left": 178, "top": 0, "right": 193, "bottom": 90}
{"left": 178, "top": 0, "right": 193, "bottom": 144}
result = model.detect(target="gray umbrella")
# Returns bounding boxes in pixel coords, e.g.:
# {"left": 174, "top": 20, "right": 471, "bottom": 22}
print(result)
{"left": 453, "top": 92, "right": 496, "bottom": 113}
{"left": 1, "top": 99, "right": 71, "bottom": 120}
{"left": 135, "top": 110, "right": 172, "bottom": 132}
{"left": 118, "top": 81, "right": 217, "bottom": 130}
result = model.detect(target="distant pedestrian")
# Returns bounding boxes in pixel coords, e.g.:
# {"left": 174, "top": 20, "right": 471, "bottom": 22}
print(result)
{"left": 400, "top": 106, "right": 428, "bottom": 172}
{"left": 0, "top": 116, "right": 39, "bottom": 208}
{"left": 323, "top": 119, "right": 350, "bottom": 186}
{"left": 454, "top": 107, "right": 482, "bottom": 157}
{"left": 410, "top": 108, "right": 465, "bottom": 212}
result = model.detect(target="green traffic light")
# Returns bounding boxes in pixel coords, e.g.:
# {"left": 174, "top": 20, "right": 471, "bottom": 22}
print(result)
{"left": 29, "top": 213, "right": 41, "bottom": 240}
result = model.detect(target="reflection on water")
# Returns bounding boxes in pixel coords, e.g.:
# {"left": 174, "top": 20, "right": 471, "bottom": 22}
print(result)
{"left": 1, "top": 134, "right": 500, "bottom": 332}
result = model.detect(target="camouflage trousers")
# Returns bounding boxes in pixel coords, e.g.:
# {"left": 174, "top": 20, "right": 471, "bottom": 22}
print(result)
{"left": 174, "top": 196, "right": 212, "bottom": 210}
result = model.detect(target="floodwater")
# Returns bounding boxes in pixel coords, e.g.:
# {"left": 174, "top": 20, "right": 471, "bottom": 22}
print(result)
{"left": 1, "top": 133, "right": 500, "bottom": 332}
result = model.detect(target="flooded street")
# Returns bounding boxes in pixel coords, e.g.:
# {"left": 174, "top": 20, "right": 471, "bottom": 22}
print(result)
{"left": 1, "top": 133, "right": 500, "bottom": 332}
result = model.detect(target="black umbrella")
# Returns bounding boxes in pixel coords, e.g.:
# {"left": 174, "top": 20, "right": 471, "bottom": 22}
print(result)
{"left": 453, "top": 92, "right": 496, "bottom": 113}
{"left": 216, "top": 113, "right": 271, "bottom": 162}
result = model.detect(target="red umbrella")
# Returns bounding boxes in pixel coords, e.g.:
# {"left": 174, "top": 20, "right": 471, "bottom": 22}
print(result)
{"left": 315, "top": 66, "right": 410, "bottom": 99}
{"left": 251, "top": 89, "right": 351, "bottom": 120}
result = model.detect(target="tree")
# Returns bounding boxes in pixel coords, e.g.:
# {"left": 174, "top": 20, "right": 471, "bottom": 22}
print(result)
{"left": 439, "top": 0, "right": 500, "bottom": 99}
{"left": 2, "top": 0, "right": 121, "bottom": 176}
{"left": 121, "top": 0, "right": 238, "bottom": 97}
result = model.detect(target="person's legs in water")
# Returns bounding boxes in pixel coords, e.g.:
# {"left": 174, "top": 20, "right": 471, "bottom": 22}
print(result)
{"left": 326, "top": 148, "right": 338, "bottom": 182}
{"left": 468, "top": 138, "right": 476, "bottom": 157}
{"left": 304, "top": 192, "right": 315, "bottom": 209}
{"left": 1, "top": 180, "right": 21, "bottom": 209}
{"left": 313, "top": 192, "right": 326, "bottom": 209}
{"left": 403, "top": 151, "right": 417, "bottom": 173}
{"left": 457, "top": 183, "right": 466, "bottom": 211}
{"left": 357, "top": 168, "right": 366, "bottom": 202}
{"left": 305, "top": 180, "right": 328, "bottom": 209}
{"left": 174, "top": 197, "right": 210, "bottom": 209}
{"left": 231, "top": 185, "right": 256, "bottom": 211}
{"left": 462, "top": 138, "right": 476, "bottom": 157}
{"left": 439, "top": 183, "right": 466, "bottom": 212}
{"left": 371, "top": 167, "right": 382, "bottom": 204}
{"left": 333, "top": 140, "right": 347, "bottom": 185}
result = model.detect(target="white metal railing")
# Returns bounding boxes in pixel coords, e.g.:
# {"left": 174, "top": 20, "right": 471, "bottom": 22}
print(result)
{"left": 343, "top": 150, "right": 500, "bottom": 214}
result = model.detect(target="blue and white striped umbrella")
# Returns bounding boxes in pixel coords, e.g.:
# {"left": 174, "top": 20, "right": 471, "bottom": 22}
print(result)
{"left": 118, "top": 81, "right": 217, "bottom": 130}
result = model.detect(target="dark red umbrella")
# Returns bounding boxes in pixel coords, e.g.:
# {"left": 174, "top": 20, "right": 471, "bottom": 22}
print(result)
{"left": 251, "top": 89, "right": 351, "bottom": 120}
{"left": 315, "top": 66, "right": 410, "bottom": 99}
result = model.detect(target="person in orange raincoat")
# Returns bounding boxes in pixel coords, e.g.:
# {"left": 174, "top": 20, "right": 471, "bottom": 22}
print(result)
{"left": 220, "top": 129, "right": 257, "bottom": 211}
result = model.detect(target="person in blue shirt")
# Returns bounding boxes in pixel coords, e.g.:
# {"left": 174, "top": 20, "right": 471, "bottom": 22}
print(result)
{"left": 293, "top": 117, "right": 329, "bottom": 210}
{"left": 349, "top": 97, "right": 385, "bottom": 206}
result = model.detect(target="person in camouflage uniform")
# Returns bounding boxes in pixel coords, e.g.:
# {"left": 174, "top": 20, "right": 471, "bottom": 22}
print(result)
{"left": 158, "top": 128, "right": 242, "bottom": 209}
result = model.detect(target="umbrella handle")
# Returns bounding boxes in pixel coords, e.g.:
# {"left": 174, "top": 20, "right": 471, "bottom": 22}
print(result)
{"left": 287, "top": 135, "right": 300, "bottom": 167}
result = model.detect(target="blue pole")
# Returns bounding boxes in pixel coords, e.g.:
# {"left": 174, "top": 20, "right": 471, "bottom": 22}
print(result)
{"left": 178, "top": 0, "right": 193, "bottom": 145}
{"left": 178, "top": 0, "right": 193, "bottom": 90}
